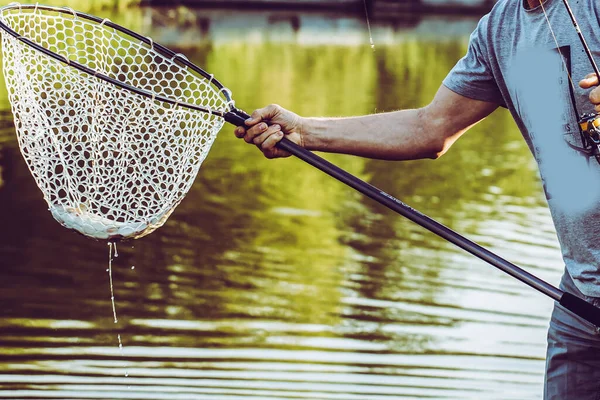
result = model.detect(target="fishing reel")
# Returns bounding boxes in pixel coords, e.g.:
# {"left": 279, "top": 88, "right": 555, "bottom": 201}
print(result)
{"left": 577, "top": 113, "right": 600, "bottom": 164}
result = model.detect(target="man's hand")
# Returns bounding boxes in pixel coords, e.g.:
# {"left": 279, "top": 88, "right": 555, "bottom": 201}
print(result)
{"left": 580, "top": 73, "right": 600, "bottom": 111}
{"left": 233, "top": 104, "right": 304, "bottom": 159}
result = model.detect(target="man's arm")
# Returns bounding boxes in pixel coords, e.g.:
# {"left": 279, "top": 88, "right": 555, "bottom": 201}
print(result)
{"left": 234, "top": 84, "right": 499, "bottom": 160}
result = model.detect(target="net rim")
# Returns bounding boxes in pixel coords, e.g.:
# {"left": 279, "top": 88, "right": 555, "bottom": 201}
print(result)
{"left": 0, "top": 2, "right": 234, "bottom": 117}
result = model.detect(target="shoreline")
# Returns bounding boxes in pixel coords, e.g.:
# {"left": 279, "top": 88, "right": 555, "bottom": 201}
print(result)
{"left": 139, "top": 0, "right": 495, "bottom": 18}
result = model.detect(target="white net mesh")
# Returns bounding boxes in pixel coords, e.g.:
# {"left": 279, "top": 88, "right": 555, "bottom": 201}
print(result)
{"left": 0, "top": 5, "right": 232, "bottom": 240}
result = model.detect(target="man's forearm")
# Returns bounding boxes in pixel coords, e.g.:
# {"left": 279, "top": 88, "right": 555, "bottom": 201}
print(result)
{"left": 301, "top": 108, "right": 443, "bottom": 161}
{"left": 237, "top": 86, "right": 497, "bottom": 160}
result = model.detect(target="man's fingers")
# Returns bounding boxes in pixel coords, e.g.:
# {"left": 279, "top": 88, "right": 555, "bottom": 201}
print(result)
{"left": 234, "top": 126, "right": 246, "bottom": 138}
{"left": 245, "top": 104, "right": 282, "bottom": 126}
{"left": 253, "top": 125, "right": 281, "bottom": 146}
{"left": 262, "top": 131, "right": 287, "bottom": 159}
{"left": 244, "top": 122, "right": 268, "bottom": 143}
{"left": 580, "top": 73, "right": 599, "bottom": 88}
{"left": 590, "top": 88, "right": 600, "bottom": 105}
{"left": 261, "top": 131, "right": 283, "bottom": 152}
{"left": 235, "top": 103, "right": 296, "bottom": 159}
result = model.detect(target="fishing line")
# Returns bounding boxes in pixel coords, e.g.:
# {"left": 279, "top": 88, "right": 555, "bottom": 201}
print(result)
{"left": 363, "top": 0, "right": 375, "bottom": 50}
{"left": 540, "top": 0, "right": 577, "bottom": 90}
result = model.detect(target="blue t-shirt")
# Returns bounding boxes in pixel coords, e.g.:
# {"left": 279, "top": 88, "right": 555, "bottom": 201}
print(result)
{"left": 443, "top": 0, "right": 600, "bottom": 296}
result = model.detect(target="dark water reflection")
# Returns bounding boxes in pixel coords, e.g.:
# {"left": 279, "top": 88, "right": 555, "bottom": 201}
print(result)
{"left": 0, "top": 6, "right": 562, "bottom": 400}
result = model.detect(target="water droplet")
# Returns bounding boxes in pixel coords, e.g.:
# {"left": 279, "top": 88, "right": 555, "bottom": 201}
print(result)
{"left": 118, "top": 334, "right": 129, "bottom": 381}
{"left": 131, "top": 266, "right": 135, "bottom": 270}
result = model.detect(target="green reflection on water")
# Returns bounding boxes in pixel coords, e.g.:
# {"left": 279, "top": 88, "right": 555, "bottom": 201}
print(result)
{"left": 0, "top": 10, "right": 554, "bottom": 398}
{"left": 0, "top": 21, "right": 543, "bottom": 321}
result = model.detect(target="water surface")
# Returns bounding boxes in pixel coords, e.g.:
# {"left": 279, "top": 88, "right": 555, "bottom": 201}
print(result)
{"left": 0, "top": 6, "right": 563, "bottom": 400}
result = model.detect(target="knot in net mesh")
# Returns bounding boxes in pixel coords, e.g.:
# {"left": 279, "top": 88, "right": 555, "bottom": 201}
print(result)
{"left": 0, "top": 5, "right": 232, "bottom": 240}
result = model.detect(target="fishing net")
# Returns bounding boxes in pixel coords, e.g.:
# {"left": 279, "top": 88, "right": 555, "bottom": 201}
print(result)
{"left": 0, "top": 4, "right": 233, "bottom": 240}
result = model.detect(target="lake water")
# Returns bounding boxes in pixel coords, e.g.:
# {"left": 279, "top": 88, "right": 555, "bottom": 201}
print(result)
{"left": 0, "top": 5, "right": 563, "bottom": 400}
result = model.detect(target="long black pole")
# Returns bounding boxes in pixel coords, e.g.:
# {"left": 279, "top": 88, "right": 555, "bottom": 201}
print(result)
{"left": 559, "top": 0, "right": 600, "bottom": 79}
{"left": 224, "top": 110, "right": 600, "bottom": 327}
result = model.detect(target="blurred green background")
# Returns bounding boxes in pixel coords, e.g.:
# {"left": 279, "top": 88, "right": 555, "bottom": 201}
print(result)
{"left": 0, "top": 1, "right": 561, "bottom": 399}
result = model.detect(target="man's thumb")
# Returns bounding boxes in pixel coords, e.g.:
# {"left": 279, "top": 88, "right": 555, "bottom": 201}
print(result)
{"left": 580, "top": 73, "right": 599, "bottom": 88}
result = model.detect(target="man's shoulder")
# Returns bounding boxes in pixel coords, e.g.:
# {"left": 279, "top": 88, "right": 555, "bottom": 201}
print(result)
{"left": 487, "top": 0, "right": 521, "bottom": 24}
{"left": 488, "top": 0, "right": 518, "bottom": 16}
{"left": 474, "top": 0, "right": 520, "bottom": 43}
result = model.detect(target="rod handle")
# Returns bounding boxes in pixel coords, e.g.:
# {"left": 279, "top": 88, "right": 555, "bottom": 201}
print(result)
{"left": 560, "top": 292, "right": 600, "bottom": 327}
{"left": 223, "top": 109, "right": 251, "bottom": 127}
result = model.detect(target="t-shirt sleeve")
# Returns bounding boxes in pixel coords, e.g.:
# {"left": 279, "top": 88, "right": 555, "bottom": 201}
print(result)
{"left": 443, "top": 14, "right": 505, "bottom": 106}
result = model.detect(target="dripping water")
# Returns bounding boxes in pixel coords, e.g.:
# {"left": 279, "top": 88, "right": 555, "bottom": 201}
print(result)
{"left": 108, "top": 243, "right": 118, "bottom": 324}
{"left": 109, "top": 244, "right": 130, "bottom": 385}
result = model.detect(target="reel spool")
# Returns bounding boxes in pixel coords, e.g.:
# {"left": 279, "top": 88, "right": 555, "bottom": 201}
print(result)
{"left": 578, "top": 112, "right": 600, "bottom": 164}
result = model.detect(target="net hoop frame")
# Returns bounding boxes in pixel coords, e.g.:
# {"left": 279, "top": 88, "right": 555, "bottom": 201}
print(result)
{"left": 0, "top": 2, "right": 250, "bottom": 241}
{"left": 0, "top": 3, "right": 236, "bottom": 118}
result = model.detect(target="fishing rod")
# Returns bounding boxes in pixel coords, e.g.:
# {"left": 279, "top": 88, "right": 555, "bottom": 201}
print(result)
{"left": 269, "top": 137, "right": 600, "bottom": 327}
{"left": 552, "top": 0, "right": 600, "bottom": 163}
{"left": 559, "top": 0, "right": 600, "bottom": 79}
